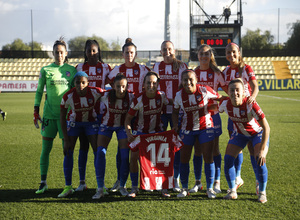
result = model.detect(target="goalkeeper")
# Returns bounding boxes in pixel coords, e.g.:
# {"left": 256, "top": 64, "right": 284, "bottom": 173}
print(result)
{"left": 33, "top": 38, "right": 76, "bottom": 194}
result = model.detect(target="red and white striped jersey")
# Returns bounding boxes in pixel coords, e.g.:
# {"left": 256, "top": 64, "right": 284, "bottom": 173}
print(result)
{"left": 108, "top": 63, "right": 150, "bottom": 93}
{"left": 173, "top": 84, "right": 221, "bottom": 131}
{"left": 129, "top": 130, "right": 183, "bottom": 190}
{"left": 222, "top": 64, "right": 256, "bottom": 97}
{"left": 99, "top": 90, "right": 135, "bottom": 127}
{"left": 76, "top": 62, "right": 111, "bottom": 89}
{"left": 219, "top": 97, "right": 265, "bottom": 136}
{"left": 153, "top": 61, "right": 187, "bottom": 114}
{"left": 195, "top": 67, "right": 226, "bottom": 115}
{"left": 128, "top": 91, "right": 169, "bottom": 134}
{"left": 61, "top": 87, "right": 103, "bottom": 122}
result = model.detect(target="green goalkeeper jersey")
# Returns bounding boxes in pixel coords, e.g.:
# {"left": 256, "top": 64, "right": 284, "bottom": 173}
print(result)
{"left": 34, "top": 62, "right": 77, "bottom": 119}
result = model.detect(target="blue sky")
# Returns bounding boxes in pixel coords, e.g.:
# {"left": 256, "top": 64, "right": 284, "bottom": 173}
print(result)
{"left": 0, "top": 0, "right": 299, "bottom": 50}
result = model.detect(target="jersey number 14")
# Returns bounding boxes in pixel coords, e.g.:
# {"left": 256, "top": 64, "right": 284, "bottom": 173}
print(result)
{"left": 147, "top": 143, "right": 171, "bottom": 167}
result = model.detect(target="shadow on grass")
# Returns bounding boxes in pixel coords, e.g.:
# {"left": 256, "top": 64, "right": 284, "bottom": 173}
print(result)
{"left": 0, "top": 188, "right": 257, "bottom": 203}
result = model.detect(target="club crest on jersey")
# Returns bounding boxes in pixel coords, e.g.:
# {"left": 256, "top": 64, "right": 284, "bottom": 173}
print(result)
{"left": 134, "top": 69, "right": 139, "bottom": 75}
{"left": 196, "top": 95, "right": 202, "bottom": 102}
{"left": 241, "top": 110, "right": 246, "bottom": 116}
{"left": 156, "top": 99, "right": 161, "bottom": 106}
{"left": 208, "top": 73, "right": 213, "bottom": 79}
{"left": 235, "top": 72, "right": 240, "bottom": 78}
{"left": 97, "top": 68, "right": 102, "bottom": 73}
{"left": 88, "top": 98, "right": 93, "bottom": 104}
{"left": 66, "top": 71, "right": 71, "bottom": 77}
{"left": 124, "top": 101, "right": 128, "bottom": 108}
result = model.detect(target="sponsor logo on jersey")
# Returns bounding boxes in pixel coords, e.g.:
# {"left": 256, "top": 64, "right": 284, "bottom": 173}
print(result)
{"left": 150, "top": 168, "right": 165, "bottom": 175}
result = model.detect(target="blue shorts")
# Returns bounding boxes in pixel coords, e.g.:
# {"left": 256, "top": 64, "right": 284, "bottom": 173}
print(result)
{"left": 227, "top": 118, "right": 234, "bottom": 132}
{"left": 228, "top": 130, "right": 270, "bottom": 149}
{"left": 67, "top": 121, "right": 99, "bottom": 136}
{"left": 98, "top": 125, "right": 127, "bottom": 140}
{"left": 212, "top": 113, "right": 222, "bottom": 137}
{"left": 179, "top": 128, "right": 215, "bottom": 146}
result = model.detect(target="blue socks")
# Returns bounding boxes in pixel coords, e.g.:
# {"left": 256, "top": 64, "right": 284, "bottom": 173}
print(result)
{"left": 180, "top": 163, "right": 189, "bottom": 189}
{"left": 120, "top": 148, "right": 130, "bottom": 187}
{"left": 116, "top": 147, "right": 121, "bottom": 181}
{"left": 193, "top": 155, "right": 203, "bottom": 180}
{"left": 78, "top": 149, "right": 88, "bottom": 181}
{"left": 235, "top": 152, "right": 243, "bottom": 177}
{"left": 95, "top": 146, "right": 106, "bottom": 188}
{"left": 63, "top": 150, "right": 74, "bottom": 186}
{"left": 257, "top": 162, "right": 268, "bottom": 192}
{"left": 224, "top": 154, "right": 236, "bottom": 189}
{"left": 130, "top": 172, "right": 139, "bottom": 187}
{"left": 214, "top": 154, "right": 222, "bottom": 181}
{"left": 204, "top": 162, "right": 215, "bottom": 189}
{"left": 173, "top": 151, "right": 181, "bottom": 179}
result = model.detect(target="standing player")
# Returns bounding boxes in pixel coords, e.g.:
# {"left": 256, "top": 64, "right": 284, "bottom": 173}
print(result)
{"left": 92, "top": 74, "right": 135, "bottom": 199}
{"left": 220, "top": 78, "right": 269, "bottom": 203}
{"left": 124, "top": 71, "right": 169, "bottom": 197}
{"left": 223, "top": 42, "right": 259, "bottom": 191}
{"left": 191, "top": 44, "right": 228, "bottom": 194}
{"left": 59, "top": 71, "right": 103, "bottom": 198}
{"left": 152, "top": 40, "right": 187, "bottom": 192}
{"left": 34, "top": 38, "right": 77, "bottom": 194}
{"left": 74, "top": 39, "right": 111, "bottom": 192}
{"left": 107, "top": 38, "right": 150, "bottom": 192}
{"left": 172, "top": 69, "right": 222, "bottom": 198}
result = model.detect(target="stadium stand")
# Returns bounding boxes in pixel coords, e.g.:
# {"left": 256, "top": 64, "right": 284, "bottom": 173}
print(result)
{"left": 0, "top": 57, "right": 300, "bottom": 81}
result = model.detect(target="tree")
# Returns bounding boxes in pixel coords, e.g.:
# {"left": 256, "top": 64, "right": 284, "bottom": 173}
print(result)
{"left": 68, "top": 35, "right": 110, "bottom": 52}
{"left": 285, "top": 20, "right": 300, "bottom": 50}
{"left": 110, "top": 40, "right": 121, "bottom": 51}
{"left": 241, "top": 29, "right": 275, "bottom": 50}
{"left": 1, "top": 38, "right": 46, "bottom": 58}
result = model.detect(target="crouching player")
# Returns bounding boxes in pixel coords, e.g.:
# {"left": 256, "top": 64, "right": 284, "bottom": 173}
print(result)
{"left": 58, "top": 71, "right": 103, "bottom": 198}
{"left": 219, "top": 78, "right": 270, "bottom": 203}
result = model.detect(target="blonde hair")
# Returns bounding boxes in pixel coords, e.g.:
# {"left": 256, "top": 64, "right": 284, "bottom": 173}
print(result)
{"left": 197, "top": 44, "right": 221, "bottom": 73}
{"left": 161, "top": 40, "right": 184, "bottom": 72}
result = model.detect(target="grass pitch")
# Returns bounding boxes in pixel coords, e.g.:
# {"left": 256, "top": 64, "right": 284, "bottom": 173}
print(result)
{"left": 0, "top": 91, "right": 300, "bottom": 219}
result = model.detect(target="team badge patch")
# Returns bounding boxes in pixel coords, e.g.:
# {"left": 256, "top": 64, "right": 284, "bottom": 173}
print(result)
{"left": 208, "top": 73, "right": 213, "bottom": 79}
{"left": 235, "top": 72, "right": 240, "bottom": 78}
{"left": 66, "top": 71, "right": 70, "bottom": 77}
{"left": 241, "top": 110, "right": 245, "bottom": 116}
{"left": 196, "top": 95, "right": 202, "bottom": 102}
{"left": 88, "top": 98, "right": 93, "bottom": 104}
{"left": 97, "top": 68, "right": 102, "bottom": 73}
{"left": 156, "top": 99, "right": 161, "bottom": 106}
{"left": 134, "top": 69, "right": 139, "bottom": 75}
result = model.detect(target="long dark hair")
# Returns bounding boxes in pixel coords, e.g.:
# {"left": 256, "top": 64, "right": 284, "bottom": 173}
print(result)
{"left": 109, "top": 73, "right": 128, "bottom": 106}
{"left": 84, "top": 39, "right": 104, "bottom": 63}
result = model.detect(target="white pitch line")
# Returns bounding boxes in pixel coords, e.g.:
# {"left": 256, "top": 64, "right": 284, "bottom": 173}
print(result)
{"left": 259, "top": 94, "right": 300, "bottom": 102}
